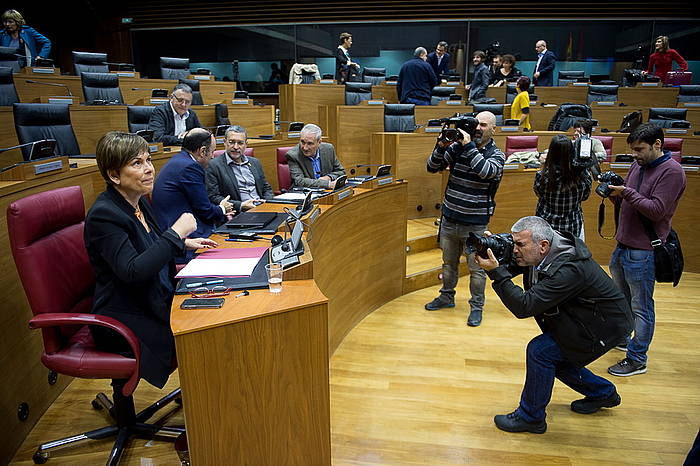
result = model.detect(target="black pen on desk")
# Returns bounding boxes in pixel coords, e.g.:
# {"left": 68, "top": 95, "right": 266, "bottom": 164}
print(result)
{"left": 225, "top": 238, "right": 254, "bottom": 242}
{"left": 235, "top": 290, "right": 249, "bottom": 298}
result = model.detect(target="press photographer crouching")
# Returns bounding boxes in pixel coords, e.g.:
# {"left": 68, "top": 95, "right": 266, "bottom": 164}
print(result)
{"left": 605, "top": 123, "right": 686, "bottom": 377}
{"left": 474, "top": 216, "right": 633, "bottom": 434}
{"left": 425, "top": 111, "right": 505, "bottom": 327}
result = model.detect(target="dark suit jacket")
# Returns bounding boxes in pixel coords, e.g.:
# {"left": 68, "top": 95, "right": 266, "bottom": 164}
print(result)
{"left": 286, "top": 142, "right": 345, "bottom": 188}
{"left": 151, "top": 150, "right": 226, "bottom": 239}
{"left": 397, "top": 58, "right": 439, "bottom": 104}
{"left": 205, "top": 153, "right": 274, "bottom": 210}
{"left": 427, "top": 51, "right": 451, "bottom": 77}
{"left": 84, "top": 185, "right": 185, "bottom": 388}
{"left": 534, "top": 50, "right": 556, "bottom": 87}
{"left": 148, "top": 101, "right": 202, "bottom": 146}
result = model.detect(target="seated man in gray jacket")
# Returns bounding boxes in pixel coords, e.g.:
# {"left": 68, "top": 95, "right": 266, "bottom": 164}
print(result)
{"left": 205, "top": 125, "right": 273, "bottom": 212}
{"left": 286, "top": 123, "right": 346, "bottom": 189}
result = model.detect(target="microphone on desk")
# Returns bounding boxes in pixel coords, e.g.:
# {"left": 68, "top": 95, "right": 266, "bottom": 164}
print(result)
{"left": 274, "top": 121, "right": 305, "bottom": 132}
{"left": 25, "top": 80, "right": 72, "bottom": 97}
{"left": 131, "top": 88, "right": 169, "bottom": 98}
{"left": 219, "top": 91, "right": 249, "bottom": 98}
{"left": 0, "top": 139, "right": 57, "bottom": 161}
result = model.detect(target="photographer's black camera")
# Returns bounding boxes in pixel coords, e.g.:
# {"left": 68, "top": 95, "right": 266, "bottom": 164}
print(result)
{"left": 439, "top": 114, "right": 479, "bottom": 143}
{"left": 595, "top": 171, "right": 625, "bottom": 198}
{"left": 466, "top": 232, "right": 515, "bottom": 266}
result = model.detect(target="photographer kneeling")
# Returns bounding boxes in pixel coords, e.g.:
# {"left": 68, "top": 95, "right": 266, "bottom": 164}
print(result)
{"left": 473, "top": 216, "right": 633, "bottom": 433}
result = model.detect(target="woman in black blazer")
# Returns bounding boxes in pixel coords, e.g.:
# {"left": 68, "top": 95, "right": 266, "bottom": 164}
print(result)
{"left": 85, "top": 131, "right": 217, "bottom": 388}
{"left": 335, "top": 32, "right": 358, "bottom": 83}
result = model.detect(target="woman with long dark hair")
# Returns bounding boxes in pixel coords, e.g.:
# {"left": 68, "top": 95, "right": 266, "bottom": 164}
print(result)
{"left": 533, "top": 134, "right": 591, "bottom": 239}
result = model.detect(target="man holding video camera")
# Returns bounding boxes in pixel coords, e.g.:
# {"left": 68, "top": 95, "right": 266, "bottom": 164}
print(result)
{"left": 425, "top": 111, "right": 505, "bottom": 327}
{"left": 605, "top": 123, "right": 686, "bottom": 377}
{"left": 474, "top": 216, "right": 633, "bottom": 433}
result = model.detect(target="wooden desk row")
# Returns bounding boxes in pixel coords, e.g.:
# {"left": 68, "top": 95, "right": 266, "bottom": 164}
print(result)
{"left": 12, "top": 72, "right": 236, "bottom": 106}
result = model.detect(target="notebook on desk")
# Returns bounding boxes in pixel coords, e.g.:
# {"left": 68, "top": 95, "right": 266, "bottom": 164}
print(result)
{"left": 226, "top": 211, "right": 285, "bottom": 229}
{"left": 175, "top": 250, "right": 270, "bottom": 293}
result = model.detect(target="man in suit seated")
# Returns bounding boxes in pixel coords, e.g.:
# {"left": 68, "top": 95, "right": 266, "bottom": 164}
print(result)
{"left": 206, "top": 124, "right": 274, "bottom": 212}
{"left": 148, "top": 83, "right": 202, "bottom": 146}
{"left": 152, "top": 128, "right": 234, "bottom": 260}
{"left": 286, "top": 123, "right": 346, "bottom": 189}
{"left": 427, "top": 41, "right": 450, "bottom": 78}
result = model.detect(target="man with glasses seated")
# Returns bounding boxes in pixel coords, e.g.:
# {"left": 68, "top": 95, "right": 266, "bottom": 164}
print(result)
{"left": 148, "top": 83, "right": 202, "bottom": 146}
{"left": 285, "top": 123, "right": 346, "bottom": 189}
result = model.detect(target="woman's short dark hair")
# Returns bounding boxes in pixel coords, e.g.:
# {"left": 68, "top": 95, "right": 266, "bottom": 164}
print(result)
{"left": 516, "top": 75, "right": 531, "bottom": 92}
{"left": 573, "top": 119, "right": 595, "bottom": 135}
{"left": 502, "top": 54, "right": 516, "bottom": 65}
{"left": 627, "top": 123, "right": 664, "bottom": 147}
{"left": 96, "top": 131, "right": 149, "bottom": 185}
{"left": 339, "top": 32, "right": 352, "bottom": 45}
{"left": 541, "top": 134, "right": 584, "bottom": 191}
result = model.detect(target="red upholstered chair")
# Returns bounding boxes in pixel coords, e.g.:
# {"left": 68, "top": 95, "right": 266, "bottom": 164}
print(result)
{"left": 593, "top": 135, "right": 614, "bottom": 161}
{"left": 212, "top": 147, "right": 254, "bottom": 159}
{"left": 276, "top": 146, "right": 294, "bottom": 193}
{"left": 7, "top": 186, "right": 183, "bottom": 465}
{"left": 505, "top": 135, "right": 539, "bottom": 158}
{"left": 664, "top": 138, "right": 683, "bottom": 162}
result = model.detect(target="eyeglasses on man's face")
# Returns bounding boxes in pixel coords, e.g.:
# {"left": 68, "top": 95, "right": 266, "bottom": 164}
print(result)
{"left": 171, "top": 94, "right": 192, "bottom": 105}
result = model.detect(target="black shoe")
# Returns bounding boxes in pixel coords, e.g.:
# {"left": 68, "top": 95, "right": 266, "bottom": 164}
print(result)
{"left": 494, "top": 411, "right": 547, "bottom": 434}
{"left": 424, "top": 296, "right": 455, "bottom": 311}
{"left": 571, "top": 390, "right": 621, "bottom": 414}
{"left": 467, "top": 309, "right": 483, "bottom": 327}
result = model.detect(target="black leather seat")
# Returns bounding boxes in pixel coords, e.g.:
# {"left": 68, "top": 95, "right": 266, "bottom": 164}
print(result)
{"left": 506, "top": 83, "right": 535, "bottom": 104}
{"left": 214, "top": 103, "right": 231, "bottom": 126}
{"left": 587, "top": 84, "right": 618, "bottom": 104}
{"left": 127, "top": 106, "right": 155, "bottom": 133}
{"left": 678, "top": 85, "right": 700, "bottom": 104}
{"left": 178, "top": 78, "right": 203, "bottom": 105}
{"left": 473, "top": 103, "right": 505, "bottom": 125}
{"left": 648, "top": 108, "right": 689, "bottom": 128}
{"left": 345, "top": 82, "right": 372, "bottom": 105}
{"left": 430, "top": 86, "right": 456, "bottom": 105}
{"left": 160, "top": 57, "right": 190, "bottom": 80}
{"left": 362, "top": 67, "right": 386, "bottom": 85}
{"left": 13, "top": 103, "right": 81, "bottom": 158}
{"left": 72, "top": 51, "right": 108, "bottom": 75}
{"left": 558, "top": 70, "right": 585, "bottom": 86}
{"left": 384, "top": 104, "right": 415, "bottom": 132}
{"left": 0, "top": 46, "right": 21, "bottom": 72}
{"left": 81, "top": 72, "right": 124, "bottom": 105}
{"left": 0, "top": 66, "right": 19, "bottom": 106}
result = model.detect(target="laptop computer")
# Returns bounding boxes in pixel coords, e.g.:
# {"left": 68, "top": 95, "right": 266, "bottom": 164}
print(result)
{"left": 226, "top": 211, "right": 282, "bottom": 229}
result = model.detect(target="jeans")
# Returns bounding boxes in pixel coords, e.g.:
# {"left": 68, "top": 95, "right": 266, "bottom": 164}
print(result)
{"left": 404, "top": 96, "right": 431, "bottom": 106}
{"left": 609, "top": 246, "right": 656, "bottom": 364}
{"left": 438, "top": 217, "right": 487, "bottom": 312}
{"left": 516, "top": 333, "right": 616, "bottom": 422}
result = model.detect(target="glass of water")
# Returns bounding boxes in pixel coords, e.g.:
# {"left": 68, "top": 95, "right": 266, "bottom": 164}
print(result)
{"left": 265, "top": 263, "right": 283, "bottom": 293}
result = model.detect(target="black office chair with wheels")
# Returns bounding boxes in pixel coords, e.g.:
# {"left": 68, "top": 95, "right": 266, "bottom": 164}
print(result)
{"left": 384, "top": 104, "right": 416, "bottom": 132}
{"left": 0, "top": 46, "right": 22, "bottom": 72}
{"left": 73, "top": 51, "right": 108, "bottom": 76}
{"left": 178, "top": 78, "right": 204, "bottom": 105}
{"left": 127, "top": 106, "right": 155, "bottom": 133}
{"left": 362, "top": 67, "right": 386, "bottom": 85}
{"left": 160, "top": 57, "right": 190, "bottom": 80}
{"left": 473, "top": 103, "right": 506, "bottom": 125}
{"left": 558, "top": 70, "right": 585, "bottom": 86}
{"left": 13, "top": 103, "right": 81, "bottom": 158}
{"left": 81, "top": 72, "right": 124, "bottom": 105}
{"left": 587, "top": 84, "right": 618, "bottom": 104}
{"left": 430, "top": 86, "right": 456, "bottom": 106}
{"left": 678, "top": 86, "right": 700, "bottom": 104}
{"left": 214, "top": 103, "right": 231, "bottom": 126}
{"left": 345, "top": 82, "right": 372, "bottom": 105}
{"left": 0, "top": 66, "right": 20, "bottom": 106}
{"left": 506, "top": 83, "right": 535, "bottom": 104}
{"left": 648, "top": 108, "right": 689, "bottom": 128}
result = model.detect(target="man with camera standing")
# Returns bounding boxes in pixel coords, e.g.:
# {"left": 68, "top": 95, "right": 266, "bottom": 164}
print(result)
{"left": 425, "top": 111, "right": 505, "bottom": 326}
{"left": 474, "top": 216, "right": 633, "bottom": 433}
{"left": 605, "top": 123, "right": 686, "bottom": 377}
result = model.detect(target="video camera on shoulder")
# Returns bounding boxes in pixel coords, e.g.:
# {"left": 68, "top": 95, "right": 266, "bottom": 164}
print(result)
{"left": 437, "top": 113, "right": 479, "bottom": 143}
{"left": 466, "top": 232, "right": 515, "bottom": 266}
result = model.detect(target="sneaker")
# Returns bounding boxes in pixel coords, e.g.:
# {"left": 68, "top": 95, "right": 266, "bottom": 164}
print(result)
{"left": 571, "top": 390, "right": 621, "bottom": 414}
{"left": 494, "top": 411, "right": 547, "bottom": 434}
{"left": 424, "top": 296, "right": 455, "bottom": 311}
{"left": 608, "top": 358, "right": 647, "bottom": 377}
{"left": 467, "top": 309, "right": 483, "bottom": 327}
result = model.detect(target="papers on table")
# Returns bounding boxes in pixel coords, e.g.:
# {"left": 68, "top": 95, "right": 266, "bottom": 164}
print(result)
{"left": 273, "top": 192, "right": 306, "bottom": 201}
{"left": 175, "top": 246, "right": 268, "bottom": 278}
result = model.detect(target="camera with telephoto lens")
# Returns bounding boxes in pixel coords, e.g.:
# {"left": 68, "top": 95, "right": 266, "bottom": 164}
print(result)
{"left": 466, "top": 232, "right": 515, "bottom": 266}
{"left": 595, "top": 171, "right": 625, "bottom": 198}
{"left": 438, "top": 114, "right": 479, "bottom": 143}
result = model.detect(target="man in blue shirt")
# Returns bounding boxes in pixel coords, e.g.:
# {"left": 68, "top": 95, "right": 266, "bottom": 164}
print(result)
{"left": 397, "top": 47, "right": 438, "bottom": 106}
{"left": 285, "top": 124, "right": 346, "bottom": 189}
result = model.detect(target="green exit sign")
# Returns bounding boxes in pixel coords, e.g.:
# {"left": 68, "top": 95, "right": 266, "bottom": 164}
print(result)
{"left": 121, "top": 18, "right": 133, "bottom": 24}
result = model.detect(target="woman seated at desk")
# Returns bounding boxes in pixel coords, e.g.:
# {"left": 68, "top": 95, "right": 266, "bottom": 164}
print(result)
{"left": 490, "top": 54, "right": 521, "bottom": 87}
{"left": 85, "top": 131, "right": 217, "bottom": 388}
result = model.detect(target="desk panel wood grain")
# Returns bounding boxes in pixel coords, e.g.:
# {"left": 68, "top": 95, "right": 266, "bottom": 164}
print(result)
{"left": 279, "top": 84, "right": 344, "bottom": 126}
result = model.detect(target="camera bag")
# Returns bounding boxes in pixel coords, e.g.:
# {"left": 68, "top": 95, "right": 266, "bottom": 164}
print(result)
{"left": 618, "top": 111, "right": 643, "bottom": 133}
{"left": 639, "top": 215, "right": 683, "bottom": 286}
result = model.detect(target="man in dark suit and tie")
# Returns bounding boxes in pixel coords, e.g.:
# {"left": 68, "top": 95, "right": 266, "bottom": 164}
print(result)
{"left": 533, "top": 40, "right": 556, "bottom": 87}
{"left": 427, "top": 41, "right": 450, "bottom": 78}
{"left": 152, "top": 129, "right": 234, "bottom": 254}
{"left": 148, "top": 83, "right": 202, "bottom": 146}
{"left": 206, "top": 125, "right": 274, "bottom": 212}
{"left": 286, "top": 123, "right": 346, "bottom": 189}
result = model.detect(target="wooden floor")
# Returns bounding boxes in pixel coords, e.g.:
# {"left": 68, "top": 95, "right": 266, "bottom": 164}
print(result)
{"left": 10, "top": 272, "right": 700, "bottom": 465}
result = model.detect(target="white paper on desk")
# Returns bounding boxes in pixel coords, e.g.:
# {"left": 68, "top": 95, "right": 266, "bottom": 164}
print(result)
{"left": 175, "top": 257, "right": 261, "bottom": 278}
{"left": 273, "top": 192, "right": 306, "bottom": 201}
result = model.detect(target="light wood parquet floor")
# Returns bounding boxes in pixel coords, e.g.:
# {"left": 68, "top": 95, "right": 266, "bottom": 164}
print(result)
{"left": 10, "top": 271, "right": 700, "bottom": 465}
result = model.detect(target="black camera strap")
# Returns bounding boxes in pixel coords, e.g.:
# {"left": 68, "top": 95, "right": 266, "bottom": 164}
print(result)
{"left": 597, "top": 199, "right": 619, "bottom": 240}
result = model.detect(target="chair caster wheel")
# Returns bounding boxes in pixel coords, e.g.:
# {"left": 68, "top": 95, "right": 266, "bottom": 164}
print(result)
{"left": 175, "top": 397, "right": 183, "bottom": 405}
{"left": 91, "top": 399, "right": 103, "bottom": 410}
{"left": 33, "top": 452, "right": 48, "bottom": 464}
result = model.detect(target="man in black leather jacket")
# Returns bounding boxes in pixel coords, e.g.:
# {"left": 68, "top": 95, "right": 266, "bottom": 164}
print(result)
{"left": 475, "top": 216, "right": 633, "bottom": 434}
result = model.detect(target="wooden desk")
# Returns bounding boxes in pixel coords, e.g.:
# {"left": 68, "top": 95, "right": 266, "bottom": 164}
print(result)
{"left": 618, "top": 87, "right": 679, "bottom": 107}
{"left": 536, "top": 86, "right": 588, "bottom": 105}
{"left": 279, "top": 84, "right": 344, "bottom": 126}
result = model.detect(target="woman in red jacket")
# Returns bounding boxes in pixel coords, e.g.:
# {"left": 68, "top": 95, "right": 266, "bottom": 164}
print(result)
{"left": 644, "top": 35, "right": 687, "bottom": 79}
